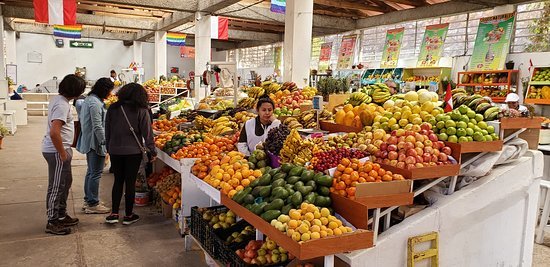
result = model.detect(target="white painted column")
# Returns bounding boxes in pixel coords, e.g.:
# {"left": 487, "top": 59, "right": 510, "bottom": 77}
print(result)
{"left": 5, "top": 31, "right": 16, "bottom": 65}
{"left": 194, "top": 12, "right": 212, "bottom": 101}
{"left": 283, "top": 0, "right": 313, "bottom": 87}
{"left": 0, "top": 13, "right": 6, "bottom": 79}
{"left": 154, "top": 31, "right": 167, "bottom": 79}
{"left": 133, "top": 41, "right": 143, "bottom": 66}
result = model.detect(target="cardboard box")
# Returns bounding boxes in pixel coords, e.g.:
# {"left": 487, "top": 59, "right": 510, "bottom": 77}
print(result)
{"left": 162, "top": 200, "right": 173, "bottom": 219}
{"left": 327, "top": 93, "right": 350, "bottom": 112}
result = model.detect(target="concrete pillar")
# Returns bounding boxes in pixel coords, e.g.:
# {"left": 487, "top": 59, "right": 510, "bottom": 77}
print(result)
{"left": 133, "top": 41, "right": 143, "bottom": 67}
{"left": 154, "top": 31, "right": 167, "bottom": 79}
{"left": 5, "top": 31, "right": 16, "bottom": 65}
{"left": 283, "top": 0, "right": 313, "bottom": 87}
{"left": 0, "top": 13, "right": 6, "bottom": 80}
{"left": 194, "top": 12, "right": 211, "bottom": 101}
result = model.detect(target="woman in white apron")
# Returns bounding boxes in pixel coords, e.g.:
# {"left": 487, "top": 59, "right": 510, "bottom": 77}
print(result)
{"left": 237, "top": 97, "right": 281, "bottom": 156}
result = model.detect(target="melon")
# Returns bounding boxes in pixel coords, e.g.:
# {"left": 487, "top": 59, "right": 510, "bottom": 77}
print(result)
{"left": 418, "top": 92, "right": 432, "bottom": 104}
{"left": 383, "top": 99, "right": 395, "bottom": 110}
{"left": 542, "top": 86, "right": 550, "bottom": 99}
{"left": 353, "top": 115, "right": 362, "bottom": 128}
{"left": 404, "top": 91, "right": 419, "bottom": 102}
{"left": 429, "top": 92, "right": 439, "bottom": 102}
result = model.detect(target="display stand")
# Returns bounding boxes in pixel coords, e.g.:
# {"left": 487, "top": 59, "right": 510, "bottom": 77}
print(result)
{"left": 457, "top": 70, "right": 519, "bottom": 103}
{"left": 206, "top": 61, "right": 238, "bottom": 107}
{"left": 525, "top": 66, "right": 550, "bottom": 105}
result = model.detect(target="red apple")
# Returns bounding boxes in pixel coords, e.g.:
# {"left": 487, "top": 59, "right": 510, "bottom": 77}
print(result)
{"left": 415, "top": 147, "right": 424, "bottom": 156}
{"left": 423, "top": 153, "right": 432, "bottom": 162}
{"left": 407, "top": 148, "right": 418, "bottom": 157}
{"left": 404, "top": 142, "right": 415, "bottom": 151}
{"left": 405, "top": 156, "right": 416, "bottom": 164}
{"left": 388, "top": 136, "right": 398, "bottom": 145}
{"left": 415, "top": 133, "right": 426, "bottom": 142}
{"left": 389, "top": 159, "right": 398, "bottom": 166}
{"left": 396, "top": 162, "right": 406, "bottom": 169}
{"left": 419, "top": 130, "right": 429, "bottom": 136}
{"left": 441, "top": 146, "right": 452, "bottom": 155}
{"left": 431, "top": 155, "right": 439, "bottom": 162}
{"left": 438, "top": 153, "right": 448, "bottom": 162}
{"left": 380, "top": 143, "right": 388, "bottom": 151}
{"left": 421, "top": 122, "right": 432, "bottom": 131}
{"left": 405, "top": 135, "right": 416, "bottom": 143}
{"left": 424, "top": 147, "right": 434, "bottom": 154}
{"left": 407, "top": 163, "right": 416, "bottom": 169}
{"left": 388, "top": 151, "right": 398, "bottom": 160}
{"left": 415, "top": 163, "right": 425, "bottom": 168}
{"left": 424, "top": 140, "right": 433, "bottom": 147}
{"left": 415, "top": 141, "right": 425, "bottom": 149}
{"left": 398, "top": 141, "right": 406, "bottom": 150}
{"left": 398, "top": 153, "right": 407, "bottom": 162}
{"left": 415, "top": 155, "right": 424, "bottom": 163}
{"left": 382, "top": 158, "right": 391, "bottom": 165}
{"left": 428, "top": 133, "right": 438, "bottom": 142}
{"left": 388, "top": 144, "right": 398, "bottom": 152}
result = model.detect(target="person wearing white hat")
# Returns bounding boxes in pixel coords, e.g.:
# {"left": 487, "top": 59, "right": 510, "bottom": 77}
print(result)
{"left": 503, "top": 93, "right": 528, "bottom": 113}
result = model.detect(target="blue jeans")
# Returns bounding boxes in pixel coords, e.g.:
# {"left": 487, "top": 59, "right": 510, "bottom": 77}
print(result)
{"left": 84, "top": 150, "right": 105, "bottom": 206}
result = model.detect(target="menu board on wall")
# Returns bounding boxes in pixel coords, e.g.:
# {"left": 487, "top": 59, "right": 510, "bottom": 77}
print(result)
{"left": 318, "top": 42, "right": 332, "bottom": 72}
{"left": 469, "top": 12, "right": 516, "bottom": 71}
{"left": 417, "top": 23, "right": 449, "bottom": 67}
{"left": 380, "top": 28, "right": 404, "bottom": 68}
{"left": 337, "top": 35, "right": 357, "bottom": 69}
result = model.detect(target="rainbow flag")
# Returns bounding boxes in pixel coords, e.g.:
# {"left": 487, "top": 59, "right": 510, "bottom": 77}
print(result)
{"left": 53, "top": 24, "right": 82, "bottom": 39}
{"left": 271, "top": 0, "right": 285, "bottom": 14}
{"left": 167, "top": 32, "right": 186, "bottom": 46}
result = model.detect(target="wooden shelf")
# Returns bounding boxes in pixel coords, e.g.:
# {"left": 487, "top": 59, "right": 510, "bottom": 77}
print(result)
{"left": 491, "top": 97, "right": 506, "bottom": 103}
{"left": 220, "top": 194, "right": 374, "bottom": 260}
{"left": 458, "top": 70, "right": 519, "bottom": 74}
{"left": 444, "top": 140, "right": 503, "bottom": 153}
{"left": 529, "top": 81, "right": 550, "bottom": 85}
{"left": 458, "top": 83, "right": 510, "bottom": 87}
{"left": 525, "top": 98, "right": 550, "bottom": 105}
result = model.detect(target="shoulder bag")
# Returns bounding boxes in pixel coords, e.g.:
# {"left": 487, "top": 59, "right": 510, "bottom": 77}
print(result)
{"left": 121, "top": 106, "right": 149, "bottom": 175}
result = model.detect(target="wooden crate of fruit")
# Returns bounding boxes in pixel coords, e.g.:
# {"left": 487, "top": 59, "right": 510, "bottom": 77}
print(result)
{"left": 221, "top": 194, "right": 374, "bottom": 260}
{"left": 444, "top": 140, "right": 503, "bottom": 154}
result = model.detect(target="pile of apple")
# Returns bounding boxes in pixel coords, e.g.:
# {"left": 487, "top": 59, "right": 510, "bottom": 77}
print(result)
{"left": 235, "top": 238, "right": 292, "bottom": 265}
{"left": 272, "top": 90, "right": 313, "bottom": 111}
{"left": 371, "top": 123, "right": 454, "bottom": 169}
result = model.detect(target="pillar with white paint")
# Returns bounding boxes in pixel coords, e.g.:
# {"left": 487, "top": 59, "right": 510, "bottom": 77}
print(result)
{"left": 194, "top": 12, "right": 212, "bottom": 101}
{"left": 154, "top": 31, "right": 167, "bottom": 79}
{"left": 283, "top": 0, "right": 314, "bottom": 87}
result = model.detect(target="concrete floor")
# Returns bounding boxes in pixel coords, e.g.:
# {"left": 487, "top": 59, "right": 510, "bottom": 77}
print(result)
{"left": 0, "top": 117, "right": 207, "bottom": 267}
{"left": 2, "top": 117, "right": 550, "bottom": 267}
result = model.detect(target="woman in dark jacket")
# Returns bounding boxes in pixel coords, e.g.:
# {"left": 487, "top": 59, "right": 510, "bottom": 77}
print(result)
{"left": 104, "top": 83, "right": 156, "bottom": 225}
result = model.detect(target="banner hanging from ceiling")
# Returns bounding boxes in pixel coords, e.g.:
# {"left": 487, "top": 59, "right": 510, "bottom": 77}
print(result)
{"left": 417, "top": 23, "right": 449, "bottom": 67}
{"left": 319, "top": 42, "right": 333, "bottom": 72}
{"left": 469, "top": 12, "right": 516, "bottom": 71}
{"left": 180, "top": 46, "right": 195, "bottom": 58}
{"left": 380, "top": 27, "right": 404, "bottom": 68}
{"left": 53, "top": 24, "right": 82, "bottom": 39}
{"left": 167, "top": 32, "right": 187, "bottom": 46}
{"left": 34, "top": 0, "right": 77, "bottom": 25}
{"left": 271, "top": 0, "right": 286, "bottom": 14}
{"left": 337, "top": 35, "right": 357, "bottom": 69}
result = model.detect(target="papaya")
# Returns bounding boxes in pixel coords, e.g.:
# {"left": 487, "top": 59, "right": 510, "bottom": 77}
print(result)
{"left": 271, "top": 179, "right": 286, "bottom": 188}
{"left": 287, "top": 175, "right": 301, "bottom": 185}
{"left": 290, "top": 191, "right": 302, "bottom": 207}
{"left": 343, "top": 104, "right": 353, "bottom": 113}
{"left": 280, "top": 163, "right": 293, "bottom": 173}
{"left": 335, "top": 109, "right": 346, "bottom": 124}
{"left": 300, "top": 170, "right": 314, "bottom": 182}
{"left": 353, "top": 115, "right": 362, "bottom": 128}
{"left": 344, "top": 111, "right": 355, "bottom": 126}
{"left": 258, "top": 174, "right": 272, "bottom": 186}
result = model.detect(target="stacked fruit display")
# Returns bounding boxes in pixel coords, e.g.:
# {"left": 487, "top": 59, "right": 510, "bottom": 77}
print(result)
{"left": 280, "top": 129, "right": 315, "bottom": 165}
{"left": 237, "top": 97, "right": 257, "bottom": 110}
{"left": 331, "top": 158, "right": 405, "bottom": 199}
{"left": 451, "top": 90, "right": 501, "bottom": 120}
{"left": 203, "top": 151, "right": 264, "bottom": 197}
{"left": 104, "top": 94, "right": 118, "bottom": 108}
{"left": 322, "top": 133, "right": 370, "bottom": 151}
{"left": 199, "top": 208, "right": 238, "bottom": 230}
{"left": 235, "top": 238, "right": 291, "bottom": 265}
{"left": 166, "top": 98, "right": 193, "bottom": 112}
{"left": 232, "top": 164, "right": 333, "bottom": 222}
{"left": 265, "top": 125, "right": 291, "bottom": 156}
{"left": 345, "top": 92, "right": 372, "bottom": 106}
{"left": 370, "top": 123, "right": 455, "bottom": 169}
{"left": 271, "top": 203, "right": 353, "bottom": 242}
{"left": 262, "top": 81, "right": 282, "bottom": 95}
{"left": 160, "top": 87, "right": 176, "bottom": 94}
{"left": 433, "top": 105, "right": 499, "bottom": 143}
{"left": 279, "top": 81, "right": 299, "bottom": 92}
{"left": 283, "top": 117, "right": 304, "bottom": 130}
{"left": 298, "top": 109, "right": 333, "bottom": 129}
{"left": 532, "top": 68, "right": 550, "bottom": 82}
{"left": 310, "top": 148, "right": 369, "bottom": 172}
{"left": 147, "top": 167, "right": 174, "bottom": 188}
{"left": 173, "top": 136, "right": 235, "bottom": 160}
{"left": 153, "top": 117, "right": 187, "bottom": 132}
{"left": 271, "top": 88, "right": 315, "bottom": 112}
{"left": 247, "top": 143, "right": 268, "bottom": 169}
{"left": 234, "top": 111, "right": 256, "bottom": 126}
{"left": 155, "top": 172, "right": 181, "bottom": 204}
{"left": 363, "top": 83, "right": 392, "bottom": 104}
{"left": 335, "top": 103, "right": 375, "bottom": 128}
{"left": 209, "top": 116, "right": 240, "bottom": 136}
{"left": 160, "top": 132, "right": 204, "bottom": 155}
{"left": 247, "top": 87, "right": 267, "bottom": 99}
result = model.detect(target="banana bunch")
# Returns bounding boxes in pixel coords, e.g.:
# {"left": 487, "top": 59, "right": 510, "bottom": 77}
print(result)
{"left": 369, "top": 83, "right": 392, "bottom": 104}
{"left": 311, "top": 137, "right": 331, "bottom": 154}
{"left": 280, "top": 81, "right": 299, "bottom": 92}
{"left": 298, "top": 110, "right": 333, "bottom": 129}
{"left": 234, "top": 111, "right": 256, "bottom": 125}
{"left": 194, "top": 115, "right": 215, "bottom": 131}
{"left": 345, "top": 92, "right": 372, "bottom": 106}
{"left": 210, "top": 116, "right": 239, "bottom": 136}
{"left": 302, "top": 86, "right": 317, "bottom": 98}
{"left": 280, "top": 129, "right": 313, "bottom": 165}
{"left": 483, "top": 106, "right": 500, "bottom": 121}
{"left": 283, "top": 117, "right": 303, "bottom": 130}
{"left": 237, "top": 97, "right": 257, "bottom": 110}
{"left": 247, "top": 87, "right": 265, "bottom": 99}
{"left": 262, "top": 81, "right": 282, "bottom": 95}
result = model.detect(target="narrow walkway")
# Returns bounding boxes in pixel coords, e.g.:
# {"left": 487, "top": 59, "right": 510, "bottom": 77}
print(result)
{"left": 0, "top": 116, "right": 207, "bottom": 267}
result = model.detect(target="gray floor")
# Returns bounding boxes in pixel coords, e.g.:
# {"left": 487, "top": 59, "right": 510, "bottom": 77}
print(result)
{"left": 0, "top": 116, "right": 207, "bottom": 267}
{"left": 2, "top": 117, "right": 550, "bottom": 267}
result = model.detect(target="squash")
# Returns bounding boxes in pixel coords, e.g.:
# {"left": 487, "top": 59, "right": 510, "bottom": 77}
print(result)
{"left": 542, "top": 86, "right": 550, "bottom": 99}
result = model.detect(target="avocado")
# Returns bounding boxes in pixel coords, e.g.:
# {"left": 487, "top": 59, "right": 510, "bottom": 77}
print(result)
{"left": 289, "top": 166, "right": 304, "bottom": 177}
{"left": 243, "top": 194, "right": 255, "bottom": 204}
{"left": 259, "top": 185, "right": 272, "bottom": 198}
{"left": 314, "top": 196, "right": 331, "bottom": 207}
{"left": 305, "top": 180, "right": 317, "bottom": 190}
{"left": 301, "top": 170, "right": 315, "bottom": 182}
{"left": 287, "top": 176, "right": 301, "bottom": 185}
{"left": 304, "top": 192, "right": 316, "bottom": 204}
{"left": 273, "top": 173, "right": 287, "bottom": 181}
{"left": 271, "top": 179, "right": 286, "bottom": 188}
{"left": 281, "top": 204, "right": 293, "bottom": 215}
{"left": 290, "top": 191, "right": 303, "bottom": 207}
{"left": 318, "top": 186, "right": 330, "bottom": 196}
{"left": 298, "top": 185, "right": 313, "bottom": 195}
{"left": 314, "top": 174, "right": 334, "bottom": 187}
{"left": 258, "top": 174, "right": 272, "bottom": 186}
{"left": 280, "top": 163, "right": 293, "bottom": 173}
{"left": 261, "top": 210, "right": 281, "bottom": 222}
{"left": 272, "top": 187, "right": 289, "bottom": 199}
{"left": 263, "top": 199, "right": 284, "bottom": 212}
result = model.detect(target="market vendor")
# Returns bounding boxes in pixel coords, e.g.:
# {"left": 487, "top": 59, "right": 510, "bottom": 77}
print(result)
{"left": 503, "top": 93, "right": 529, "bottom": 115}
{"left": 237, "top": 96, "right": 281, "bottom": 156}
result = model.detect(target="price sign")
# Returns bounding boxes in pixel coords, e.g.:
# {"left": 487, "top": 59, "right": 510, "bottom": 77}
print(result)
{"left": 312, "top": 96, "right": 323, "bottom": 111}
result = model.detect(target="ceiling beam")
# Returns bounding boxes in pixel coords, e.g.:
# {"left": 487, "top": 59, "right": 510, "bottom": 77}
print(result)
{"left": 13, "top": 22, "right": 137, "bottom": 40}
{"left": 2, "top": 6, "right": 157, "bottom": 30}
{"left": 77, "top": 3, "right": 166, "bottom": 18}
{"left": 314, "top": 0, "right": 389, "bottom": 13}
{"left": 83, "top": 0, "right": 198, "bottom": 12}
{"left": 198, "top": 0, "right": 243, "bottom": 13}
{"left": 384, "top": 0, "right": 427, "bottom": 7}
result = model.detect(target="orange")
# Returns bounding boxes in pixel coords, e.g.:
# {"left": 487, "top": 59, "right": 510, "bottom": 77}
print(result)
{"left": 228, "top": 190, "right": 237, "bottom": 198}
{"left": 350, "top": 171, "right": 360, "bottom": 181}
{"left": 253, "top": 170, "right": 262, "bottom": 178}
{"left": 382, "top": 174, "right": 393, "bottom": 181}
{"left": 343, "top": 167, "right": 353, "bottom": 175}
{"left": 235, "top": 185, "right": 244, "bottom": 191}
{"left": 336, "top": 164, "right": 345, "bottom": 172}
{"left": 377, "top": 168, "right": 386, "bottom": 177}
{"left": 364, "top": 163, "right": 373, "bottom": 172}
{"left": 341, "top": 158, "right": 351, "bottom": 167}
{"left": 369, "top": 170, "right": 379, "bottom": 178}
{"left": 222, "top": 173, "right": 231, "bottom": 181}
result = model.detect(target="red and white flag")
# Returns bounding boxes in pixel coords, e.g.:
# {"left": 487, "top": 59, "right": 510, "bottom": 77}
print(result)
{"left": 444, "top": 83, "right": 453, "bottom": 113}
{"left": 34, "top": 0, "right": 77, "bottom": 25}
{"left": 528, "top": 59, "right": 534, "bottom": 73}
{"left": 210, "top": 16, "right": 229, "bottom": 40}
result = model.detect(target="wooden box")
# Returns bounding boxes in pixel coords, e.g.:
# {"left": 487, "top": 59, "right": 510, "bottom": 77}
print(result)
{"left": 327, "top": 93, "right": 350, "bottom": 112}
{"left": 500, "top": 117, "right": 543, "bottom": 149}
{"left": 320, "top": 121, "right": 362, "bottom": 133}
{"left": 355, "top": 179, "right": 414, "bottom": 208}
{"left": 221, "top": 194, "right": 374, "bottom": 260}
{"left": 379, "top": 162, "right": 460, "bottom": 180}
{"left": 444, "top": 140, "right": 503, "bottom": 154}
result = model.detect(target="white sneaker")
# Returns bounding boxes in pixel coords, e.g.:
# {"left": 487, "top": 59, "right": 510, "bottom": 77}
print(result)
{"left": 82, "top": 202, "right": 88, "bottom": 211}
{"left": 85, "top": 203, "right": 111, "bottom": 214}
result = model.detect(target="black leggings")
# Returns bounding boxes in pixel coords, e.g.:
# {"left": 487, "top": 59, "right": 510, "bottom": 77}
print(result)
{"left": 110, "top": 154, "right": 142, "bottom": 215}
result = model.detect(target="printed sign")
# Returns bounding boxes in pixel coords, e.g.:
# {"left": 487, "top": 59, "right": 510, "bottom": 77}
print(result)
{"left": 417, "top": 23, "right": 449, "bottom": 67}
{"left": 469, "top": 12, "right": 516, "bottom": 71}
{"left": 380, "top": 28, "right": 404, "bottom": 68}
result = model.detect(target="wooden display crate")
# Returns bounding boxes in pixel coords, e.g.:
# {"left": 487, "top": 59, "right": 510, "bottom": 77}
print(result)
{"left": 320, "top": 121, "right": 362, "bottom": 133}
{"left": 221, "top": 194, "right": 374, "bottom": 260}
{"left": 500, "top": 117, "right": 543, "bottom": 149}
{"left": 444, "top": 140, "right": 503, "bottom": 153}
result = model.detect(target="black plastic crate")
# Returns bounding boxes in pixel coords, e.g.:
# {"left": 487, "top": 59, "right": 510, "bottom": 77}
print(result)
{"left": 190, "top": 205, "right": 229, "bottom": 260}
{"left": 216, "top": 221, "right": 256, "bottom": 264}
{"left": 222, "top": 244, "right": 290, "bottom": 267}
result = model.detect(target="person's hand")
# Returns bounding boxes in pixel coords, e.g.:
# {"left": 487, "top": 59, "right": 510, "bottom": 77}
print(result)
{"left": 150, "top": 156, "right": 157, "bottom": 163}
{"left": 59, "top": 151, "right": 68, "bottom": 162}
{"left": 269, "top": 115, "right": 277, "bottom": 122}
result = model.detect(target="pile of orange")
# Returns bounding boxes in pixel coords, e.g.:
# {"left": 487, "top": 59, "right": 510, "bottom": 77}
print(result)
{"left": 202, "top": 151, "right": 263, "bottom": 197}
{"left": 161, "top": 185, "right": 181, "bottom": 209}
{"left": 153, "top": 117, "right": 187, "bottom": 132}
{"left": 331, "top": 158, "right": 405, "bottom": 199}
{"left": 172, "top": 136, "right": 234, "bottom": 160}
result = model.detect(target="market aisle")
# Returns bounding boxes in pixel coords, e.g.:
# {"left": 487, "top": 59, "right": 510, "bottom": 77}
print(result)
{"left": 0, "top": 116, "right": 207, "bottom": 267}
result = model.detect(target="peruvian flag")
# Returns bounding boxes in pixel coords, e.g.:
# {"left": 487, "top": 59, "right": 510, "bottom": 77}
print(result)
{"left": 210, "top": 16, "right": 229, "bottom": 40}
{"left": 34, "top": 0, "right": 77, "bottom": 25}
{"left": 444, "top": 83, "right": 453, "bottom": 112}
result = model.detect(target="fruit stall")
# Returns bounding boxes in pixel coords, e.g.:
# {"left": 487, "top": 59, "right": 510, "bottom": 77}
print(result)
{"left": 143, "top": 78, "right": 544, "bottom": 267}
{"left": 457, "top": 70, "right": 519, "bottom": 103}
{"left": 525, "top": 67, "right": 550, "bottom": 105}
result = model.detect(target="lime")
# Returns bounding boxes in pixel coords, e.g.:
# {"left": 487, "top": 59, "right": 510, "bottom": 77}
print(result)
{"left": 467, "top": 110, "right": 476, "bottom": 119}
{"left": 487, "top": 125, "right": 495, "bottom": 134}
{"left": 436, "top": 121, "right": 446, "bottom": 129}
{"left": 465, "top": 128, "right": 474, "bottom": 136}
{"left": 456, "top": 121, "right": 467, "bottom": 129}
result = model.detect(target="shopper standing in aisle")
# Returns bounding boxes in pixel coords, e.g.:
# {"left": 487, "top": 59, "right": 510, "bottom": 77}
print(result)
{"left": 76, "top": 78, "right": 114, "bottom": 214}
{"left": 237, "top": 96, "right": 281, "bottom": 156}
{"left": 105, "top": 83, "right": 156, "bottom": 225}
{"left": 42, "top": 74, "right": 86, "bottom": 235}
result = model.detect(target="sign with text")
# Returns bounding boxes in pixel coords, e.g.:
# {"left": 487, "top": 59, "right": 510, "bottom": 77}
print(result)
{"left": 179, "top": 46, "right": 195, "bottom": 58}
{"left": 380, "top": 28, "right": 404, "bottom": 68}
{"left": 319, "top": 42, "right": 332, "bottom": 72}
{"left": 417, "top": 23, "right": 449, "bottom": 67}
{"left": 469, "top": 12, "right": 516, "bottom": 71}
{"left": 69, "top": 40, "right": 93, "bottom": 48}
{"left": 337, "top": 35, "right": 357, "bottom": 69}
